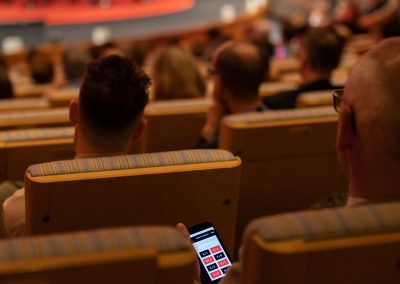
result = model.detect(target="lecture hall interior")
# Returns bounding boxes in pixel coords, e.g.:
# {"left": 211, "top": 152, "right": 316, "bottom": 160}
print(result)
{"left": 0, "top": 0, "right": 399, "bottom": 283}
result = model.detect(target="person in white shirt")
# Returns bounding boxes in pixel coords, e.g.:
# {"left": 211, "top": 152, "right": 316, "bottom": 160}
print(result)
{"left": 2, "top": 55, "right": 150, "bottom": 237}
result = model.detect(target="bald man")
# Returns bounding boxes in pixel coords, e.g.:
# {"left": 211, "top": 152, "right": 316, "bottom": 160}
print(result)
{"left": 337, "top": 37, "right": 400, "bottom": 205}
{"left": 196, "top": 41, "right": 267, "bottom": 148}
{"left": 180, "top": 37, "right": 400, "bottom": 283}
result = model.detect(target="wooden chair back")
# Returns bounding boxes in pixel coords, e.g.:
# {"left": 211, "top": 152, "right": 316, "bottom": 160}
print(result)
{"left": 24, "top": 149, "right": 241, "bottom": 254}
{"left": 241, "top": 203, "right": 400, "bottom": 284}
{"left": 140, "top": 98, "right": 210, "bottom": 153}
{"left": 220, "top": 107, "right": 347, "bottom": 251}
{"left": 0, "top": 226, "right": 196, "bottom": 284}
{"left": 0, "top": 127, "right": 74, "bottom": 181}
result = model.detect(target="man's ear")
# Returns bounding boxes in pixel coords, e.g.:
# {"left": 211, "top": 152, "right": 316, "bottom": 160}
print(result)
{"left": 133, "top": 118, "right": 146, "bottom": 140}
{"left": 69, "top": 99, "right": 79, "bottom": 126}
{"left": 337, "top": 104, "right": 355, "bottom": 151}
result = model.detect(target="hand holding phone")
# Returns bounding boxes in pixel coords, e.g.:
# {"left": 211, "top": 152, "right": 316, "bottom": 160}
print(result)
{"left": 188, "top": 221, "right": 232, "bottom": 284}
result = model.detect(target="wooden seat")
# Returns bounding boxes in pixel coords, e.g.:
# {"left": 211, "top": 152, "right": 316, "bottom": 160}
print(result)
{"left": 0, "top": 226, "right": 196, "bottom": 284}
{"left": 24, "top": 149, "right": 241, "bottom": 254}
{"left": 241, "top": 203, "right": 400, "bottom": 283}
{"left": 0, "top": 97, "right": 49, "bottom": 112}
{"left": 219, "top": 107, "right": 347, "bottom": 251}
{"left": 258, "top": 82, "right": 298, "bottom": 98}
{"left": 0, "top": 127, "right": 74, "bottom": 181}
{"left": 0, "top": 108, "right": 70, "bottom": 130}
{"left": 140, "top": 98, "right": 211, "bottom": 153}
{"left": 296, "top": 90, "right": 334, "bottom": 108}
{"left": 47, "top": 87, "right": 79, "bottom": 108}
{"left": 14, "top": 84, "right": 52, "bottom": 98}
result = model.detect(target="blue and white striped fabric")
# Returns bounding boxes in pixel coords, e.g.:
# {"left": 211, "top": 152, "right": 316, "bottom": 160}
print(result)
{"left": 0, "top": 127, "right": 74, "bottom": 143}
{"left": 27, "top": 149, "right": 236, "bottom": 177}
{"left": 0, "top": 226, "right": 189, "bottom": 263}
{"left": 247, "top": 203, "right": 400, "bottom": 243}
{"left": 224, "top": 106, "right": 337, "bottom": 125}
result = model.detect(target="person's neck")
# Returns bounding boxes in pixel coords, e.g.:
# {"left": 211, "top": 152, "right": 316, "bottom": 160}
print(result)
{"left": 302, "top": 68, "right": 331, "bottom": 84}
{"left": 228, "top": 97, "right": 263, "bottom": 114}
{"left": 74, "top": 130, "right": 130, "bottom": 158}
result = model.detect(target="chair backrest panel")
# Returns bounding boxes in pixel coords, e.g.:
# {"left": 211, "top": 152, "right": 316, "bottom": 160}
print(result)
{"left": 241, "top": 203, "right": 400, "bottom": 284}
{"left": 25, "top": 149, "right": 241, "bottom": 254}
{"left": 141, "top": 98, "right": 210, "bottom": 153}
{"left": 220, "top": 107, "right": 346, "bottom": 253}
{"left": 0, "top": 127, "right": 75, "bottom": 181}
{"left": 0, "top": 226, "right": 196, "bottom": 284}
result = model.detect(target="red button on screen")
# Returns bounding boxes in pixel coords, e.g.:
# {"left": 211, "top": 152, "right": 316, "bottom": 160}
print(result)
{"left": 217, "top": 259, "right": 229, "bottom": 267}
{"left": 210, "top": 245, "right": 222, "bottom": 254}
{"left": 210, "top": 270, "right": 222, "bottom": 279}
{"left": 202, "top": 256, "right": 214, "bottom": 265}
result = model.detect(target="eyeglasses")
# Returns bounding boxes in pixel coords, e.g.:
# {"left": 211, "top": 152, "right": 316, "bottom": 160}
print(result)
{"left": 332, "top": 88, "right": 357, "bottom": 132}
{"left": 332, "top": 89, "right": 344, "bottom": 113}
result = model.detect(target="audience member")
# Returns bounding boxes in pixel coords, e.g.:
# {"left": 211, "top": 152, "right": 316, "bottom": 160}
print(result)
{"left": 264, "top": 25, "right": 346, "bottom": 109}
{"left": 151, "top": 45, "right": 207, "bottom": 101}
{"left": 196, "top": 41, "right": 267, "bottom": 149}
{"left": 179, "top": 36, "right": 400, "bottom": 284}
{"left": 1, "top": 55, "right": 150, "bottom": 237}
{"left": 61, "top": 47, "right": 92, "bottom": 88}
{"left": 27, "top": 49, "right": 54, "bottom": 84}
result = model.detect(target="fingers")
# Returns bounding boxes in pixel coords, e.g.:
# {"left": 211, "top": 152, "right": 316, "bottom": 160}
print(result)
{"left": 176, "top": 223, "right": 190, "bottom": 240}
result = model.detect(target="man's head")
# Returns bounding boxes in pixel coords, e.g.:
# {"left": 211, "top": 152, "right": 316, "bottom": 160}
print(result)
{"left": 212, "top": 41, "right": 265, "bottom": 109}
{"left": 336, "top": 37, "right": 400, "bottom": 200}
{"left": 62, "top": 47, "right": 92, "bottom": 83}
{"left": 300, "top": 26, "right": 346, "bottom": 80}
{"left": 70, "top": 55, "right": 150, "bottom": 155}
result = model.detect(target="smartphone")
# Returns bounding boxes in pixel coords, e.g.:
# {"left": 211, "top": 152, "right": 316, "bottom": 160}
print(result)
{"left": 188, "top": 221, "right": 232, "bottom": 284}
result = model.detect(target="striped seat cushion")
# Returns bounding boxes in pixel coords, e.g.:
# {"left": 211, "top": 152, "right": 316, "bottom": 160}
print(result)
{"left": 0, "top": 98, "right": 49, "bottom": 111}
{"left": 247, "top": 202, "right": 400, "bottom": 242}
{"left": 0, "top": 108, "right": 69, "bottom": 122}
{"left": 0, "top": 127, "right": 74, "bottom": 143}
{"left": 224, "top": 106, "right": 337, "bottom": 125}
{"left": 0, "top": 226, "right": 189, "bottom": 263}
{"left": 27, "top": 149, "right": 236, "bottom": 177}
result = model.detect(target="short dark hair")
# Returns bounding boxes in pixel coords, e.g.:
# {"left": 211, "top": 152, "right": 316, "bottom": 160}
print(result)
{"left": 215, "top": 41, "right": 265, "bottom": 101}
{"left": 62, "top": 47, "right": 92, "bottom": 82}
{"left": 28, "top": 50, "right": 54, "bottom": 84}
{"left": 304, "top": 26, "right": 346, "bottom": 73}
{"left": 79, "top": 55, "right": 150, "bottom": 138}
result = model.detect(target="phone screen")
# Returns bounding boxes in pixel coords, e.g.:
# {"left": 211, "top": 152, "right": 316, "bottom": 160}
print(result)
{"left": 189, "top": 223, "right": 232, "bottom": 283}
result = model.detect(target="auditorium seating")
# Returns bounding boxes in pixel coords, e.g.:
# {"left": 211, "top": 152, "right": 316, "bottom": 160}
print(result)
{"left": 14, "top": 83, "right": 52, "bottom": 98}
{"left": 0, "top": 97, "right": 49, "bottom": 112}
{"left": 24, "top": 149, "right": 241, "bottom": 254}
{"left": 240, "top": 202, "right": 400, "bottom": 283}
{"left": 258, "top": 82, "right": 298, "bottom": 98}
{"left": 296, "top": 90, "right": 333, "bottom": 108}
{"left": 47, "top": 87, "right": 79, "bottom": 108}
{"left": 140, "top": 98, "right": 211, "bottom": 153}
{"left": 219, "top": 106, "right": 347, "bottom": 251}
{"left": 0, "top": 127, "right": 74, "bottom": 181}
{"left": 0, "top": 226, "right": 196, "bottom": 284}
{"left": 0, "top": 108, "right": 70, "bottom": 130}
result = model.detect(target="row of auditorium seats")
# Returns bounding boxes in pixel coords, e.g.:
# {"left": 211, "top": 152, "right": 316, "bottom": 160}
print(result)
{"left": 0, "top": 202, "right": 399, "bottom": 283}
{"left": 0, "top": 106, "right": 347, "bottom": 254}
